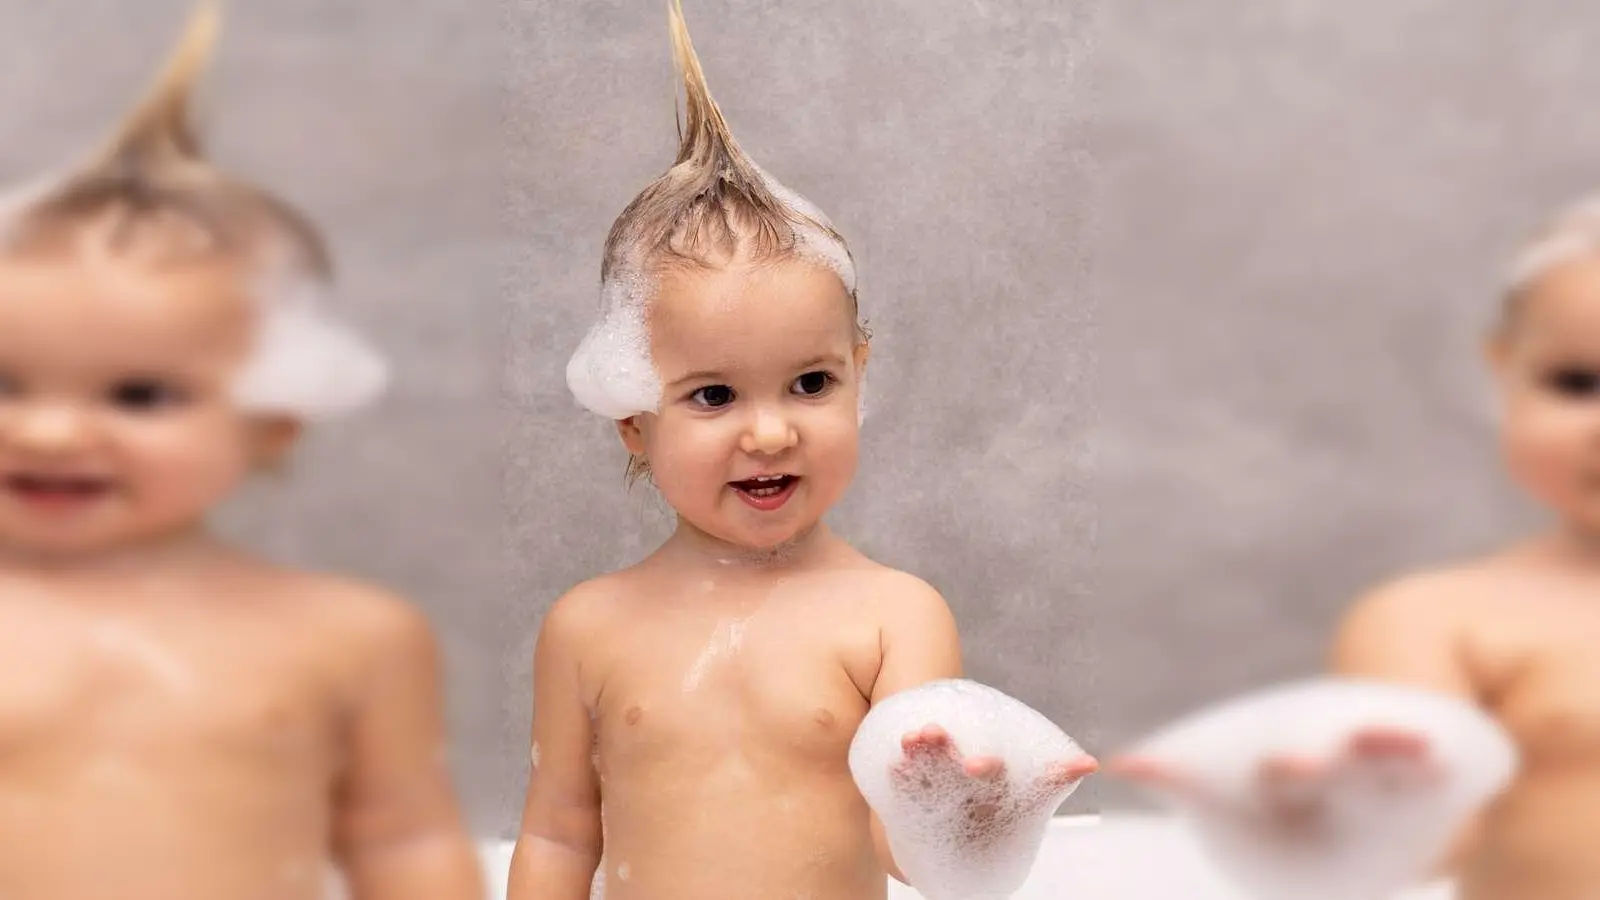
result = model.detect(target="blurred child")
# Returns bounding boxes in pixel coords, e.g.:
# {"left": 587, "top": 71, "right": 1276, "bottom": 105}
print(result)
{"left": 1111, "top": 196, "right": 1600, "bottom": 900}
{"left": 0, "top": 6, "right": 482, "bottom": 899}
{"left": 1325, "top": 195, "right": 1600, "bottom": 900}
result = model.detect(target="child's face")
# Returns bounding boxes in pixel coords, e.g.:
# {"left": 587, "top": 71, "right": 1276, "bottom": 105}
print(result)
{"left": 1492, "top": 255, "right": 1600, "bottom": 532}
{"left": 0, "top": 257, "right": 296, "bottom": 559}
{"left": 619, "top": 257, "right": 867, "bottom": 551}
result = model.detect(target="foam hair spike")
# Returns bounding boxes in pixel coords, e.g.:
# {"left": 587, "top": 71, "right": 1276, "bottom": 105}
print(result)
{"left": 0, "top": 0, "right": 388, "bottom": 420}
{"left": 95, "top": 0, "right": 220, "bottom": 169}
{"left": 564, "top": 0, "right": 859, "bottom": 420}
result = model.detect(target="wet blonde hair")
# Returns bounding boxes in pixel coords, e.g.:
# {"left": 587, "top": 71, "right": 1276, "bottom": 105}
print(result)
{"left": 611, "top": 0, "right": 868, "bottom": 486}
{"left": 2, "top": 1, "right": 331, "bottom": 287}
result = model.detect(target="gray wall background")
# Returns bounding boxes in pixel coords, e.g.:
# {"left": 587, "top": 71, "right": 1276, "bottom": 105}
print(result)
{"left": 505, "top": 0, "right": 1100, "bottom": 836}
{"left": 25, "top": 0, "right": 1586, "bottom": 843}
{"left": 1093, "top": 0, "right": 1599, "bottom": 805}
{"left": 1, "top": 1, "right": 506, "bottom": 833}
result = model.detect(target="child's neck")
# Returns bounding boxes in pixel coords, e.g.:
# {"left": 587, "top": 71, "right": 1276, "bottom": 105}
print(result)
{"left": 0, "top": 524, "right": 227, "bottom": 578}
{"left": 1533, "top": 522, "right": 1600, "bottom": 571}
{"left": 666, "top": 517, "right": 836, "bottom": 572}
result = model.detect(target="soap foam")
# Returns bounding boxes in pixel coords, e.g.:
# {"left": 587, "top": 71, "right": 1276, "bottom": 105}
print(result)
{"left": 849, "top": 679, "right": 1088, "bottom": 900}
{"left": 230, "top": 277, "right": 389, "bottom": 420}
{"left": 566, "top": 269, "right": 661, "bottom": 419}
{"left": 753, "top": 163, "right": 857, "bottom": 297}
{"left": 1123, "top": 677, "right": 1518, "bottom": 900}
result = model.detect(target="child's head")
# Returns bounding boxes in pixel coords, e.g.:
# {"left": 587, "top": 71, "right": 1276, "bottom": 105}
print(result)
{"left": 566, "top": 1, "right": 868, "bottom": 552}
{"left": 0, "top": 3, "right": 386, "bottom": 559}
{"left": 1489, "top": 197, "right": 1600, "bottom": 534}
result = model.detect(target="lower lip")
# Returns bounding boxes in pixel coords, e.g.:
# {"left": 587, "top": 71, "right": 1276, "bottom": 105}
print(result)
{"left": 732, "top": 478, "right": 800, "bottom": 511}
{"left": 6, "top": 482, "right": 110, "bottom": 514}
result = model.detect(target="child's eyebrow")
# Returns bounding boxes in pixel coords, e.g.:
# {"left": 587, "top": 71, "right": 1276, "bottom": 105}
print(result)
{"left": 795, "top": 354, "right": 848, "bottom": 370}
{"left": 668, "top": 369, "right": 726, "bottom": 387}
{"left": 668, "top": 354, "right": 848, "bottom": 387}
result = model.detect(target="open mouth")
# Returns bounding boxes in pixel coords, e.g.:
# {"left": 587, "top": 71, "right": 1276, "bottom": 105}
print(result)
{"left": 5, "top": 473, "right": 113, "bottom": 509}
{"left": 729, "top": 474, "right": 800, "bottom": 510}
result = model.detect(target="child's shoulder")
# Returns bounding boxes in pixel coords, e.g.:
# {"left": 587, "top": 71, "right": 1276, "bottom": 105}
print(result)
{"left": 536, "top": 571, "right": 634, "bottom": 645}
{"left": 846, "top": 560, "right": 955, "bottom": 624}
{"left": 1335, "top": 562, "right": 1502, "bottom": 642}
{"left": 259, "top": 566, "right": 437, "bottom": 660}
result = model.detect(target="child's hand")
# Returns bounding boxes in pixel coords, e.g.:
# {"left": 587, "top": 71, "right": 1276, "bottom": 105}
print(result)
{"left": 890, "top": 724, "right": 1098, "bottom": 843}
{"left": 1110, "top": 725, "right": 1444, "bottom": 842}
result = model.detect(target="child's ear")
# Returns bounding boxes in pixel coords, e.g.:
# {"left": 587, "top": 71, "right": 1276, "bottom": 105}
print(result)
{"left": 1483, "top": 330, "right": 1511, "bottom": 380}
{"left": 616, "top": 415, "right": 647, "bottom": 456}
{"left": 251, "top": 416, "right": 302, "bottom": 473}
{"left": 853, "top": 340, "right": 871, "bottom": 375}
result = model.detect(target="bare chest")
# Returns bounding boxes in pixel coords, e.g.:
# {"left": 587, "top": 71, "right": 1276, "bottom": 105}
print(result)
{"left": 0, "top": 602, "right": 341, "bottom": 774}
{"left": 593, "top": 602, "right": 878, "bottom": 778}
{"left": 1482, "top": 604, "right": 1600, "bottom": 767}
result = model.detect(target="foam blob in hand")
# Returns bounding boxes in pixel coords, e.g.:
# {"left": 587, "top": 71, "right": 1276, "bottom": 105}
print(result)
{"left": 1111, "top": 678, "right": 1518, "bottom": 900}
{"left": 849, "top": 679, "right": 1096, "bottom": 900}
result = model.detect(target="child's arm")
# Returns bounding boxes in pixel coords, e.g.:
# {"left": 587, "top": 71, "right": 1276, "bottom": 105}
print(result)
{"left": 865, "top": 576, "right": 964, "bottom": 883}
{"left": 508, "top": 590, "right": 604, "bottom": 900}
{"left": 1329, "top": 575, "right": 1483, "bottom": 877}
{"left": 332, "top": 599, "right": 485, "bottom": 900}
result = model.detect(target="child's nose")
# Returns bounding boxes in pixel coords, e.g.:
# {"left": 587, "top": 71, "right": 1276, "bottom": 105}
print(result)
{"left": 740, "top": 407, "right": 798, "bottom": 455}
{"left": 6, "top": 403, "right": 94, "bottom": 453}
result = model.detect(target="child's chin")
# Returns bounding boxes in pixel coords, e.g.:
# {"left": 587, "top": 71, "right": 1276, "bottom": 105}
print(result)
{"left": 708, "top": 517, "right": 817, "bottom": 554}
{"left": 0, "top": 527, "right": 122, "bottom": 559}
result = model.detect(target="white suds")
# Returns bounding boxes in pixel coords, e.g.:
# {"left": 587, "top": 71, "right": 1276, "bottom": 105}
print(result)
{"left": 231, "top": 277, "right": 389, "bottom": 420}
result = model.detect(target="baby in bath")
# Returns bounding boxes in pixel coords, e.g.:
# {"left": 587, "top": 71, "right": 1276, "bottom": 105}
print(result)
{"left": 1322, "top": 195, "right": 1600, "bottom": 900}
{"left": 508, "top": 4, "right": 1095, "bottom": 899}
{"left": 0, "top": 7, "right": 481, "bottom": 900}
{"left": 1112, "top": 195, "right": 1600, "bottom": 900}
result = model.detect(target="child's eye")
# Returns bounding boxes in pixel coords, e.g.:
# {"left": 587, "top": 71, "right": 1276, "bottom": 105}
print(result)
{"left": 0, "top": 373, "right": 18, "bottom": 400}
{"left": 792, "top": 371, "right": 836, "bottom": 396}
{"left": 690, "top": 385, "right": 735, "bottom": 408}
{"left": 1545, "top": 368, "right": 1600, "bottom": 398}
{"left": 110, "top": 378, "right": 187, "bottom": 412}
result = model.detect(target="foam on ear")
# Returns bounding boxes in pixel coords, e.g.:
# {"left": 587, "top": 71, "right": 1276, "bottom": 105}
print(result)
{"left": 850, "top": 679, "right": 1088, "bottom": 900}
{"left": 565, "top": 268, "right": 661, "bottom": 420}
{"left": 230, "top": 276, "right": 389, "bottom": 420}
{"left": 1123, "top": 678, "right": 1517, "bottom": 900}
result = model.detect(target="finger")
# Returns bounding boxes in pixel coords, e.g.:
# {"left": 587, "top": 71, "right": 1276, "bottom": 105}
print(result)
{"left": 1105, "top": 755, "right": 1172, "bottom": 782}
{"left": 963, "top": 755, "right": 1006, "bottom": 781}
{"left": 901, "top": 724, "right": 957, "bottom": 757}
{"left": 1258, "top": 754, "right": 1329, "bottom": 785}
{"left": 1346, "top": 727, "right": 1430, "bottom": 761}
{"left": 1044, "top": 754, "right": 1100, "bottom": 787}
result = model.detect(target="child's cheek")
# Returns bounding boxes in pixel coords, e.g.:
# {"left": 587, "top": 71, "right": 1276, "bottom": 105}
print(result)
{"left": 1501, "top": 405, "right": 1592, "bottom": 512}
